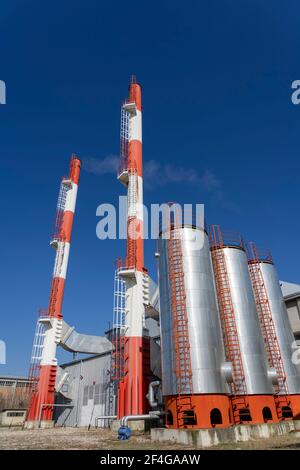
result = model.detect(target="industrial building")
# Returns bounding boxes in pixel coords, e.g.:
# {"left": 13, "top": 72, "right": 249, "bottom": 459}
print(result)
{"left": 45, "top": 282, "right": 298, "bottom": 430}
{"left": 281, "top": 282, "right": 300, "bottom": 341}
{"left": 22, "top": 77, "right": 300, "bottom": 443}
{"left": 0, "top": 375, "right": 31, "bottom": 412}
{"left": 2, "top": 279, "right": 299, "bottom": 430}
{"left": 54, "top": 316, "right": 161, "bottom": 428}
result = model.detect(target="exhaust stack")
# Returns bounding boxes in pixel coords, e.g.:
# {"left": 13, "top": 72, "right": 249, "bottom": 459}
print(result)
{"left": 26, "top": 154, "right": 81, "bottom": 427}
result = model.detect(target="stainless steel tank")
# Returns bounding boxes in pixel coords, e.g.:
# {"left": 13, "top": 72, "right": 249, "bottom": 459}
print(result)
{"left": 218, "top": 245, "right": 273, "bottom": 395}
{"left": 252, "top": 260, "right": 300, "bottom": 394}
{"left": 158, "top": 225, "right": 229, "bottom": 396}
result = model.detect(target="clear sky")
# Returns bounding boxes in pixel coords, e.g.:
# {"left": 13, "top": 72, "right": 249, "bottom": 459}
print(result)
{"left": 1, "top": 0, "right": 300, "bottom": 375}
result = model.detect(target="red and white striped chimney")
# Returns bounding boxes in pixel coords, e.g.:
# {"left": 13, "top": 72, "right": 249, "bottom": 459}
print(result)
{"left": 118, "top": 77, "right": 150, "bottom": 417}
{"left": 26, "top": 154, "right": 81, "bottom": 426}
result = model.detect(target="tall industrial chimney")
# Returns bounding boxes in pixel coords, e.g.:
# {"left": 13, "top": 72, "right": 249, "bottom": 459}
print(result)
{"left": 117, "top": 77, "right": 150, "bottom": 417}
{"left": 26, "top": 154, "right": 81, "bottom": 427}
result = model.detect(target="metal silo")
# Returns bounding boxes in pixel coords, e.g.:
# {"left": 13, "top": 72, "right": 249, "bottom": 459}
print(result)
{"left": 210, "top": 226, "right": 277, "bottom": 425}
{"left": 247, "top": 242, "right": 300, "bottom": 420}
{"left": 158, "top": 223, "right": 231, "bottom": 429}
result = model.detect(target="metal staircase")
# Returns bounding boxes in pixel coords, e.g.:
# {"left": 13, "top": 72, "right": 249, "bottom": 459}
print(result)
{"left": 167, "top": 223, "right": 194, "bottom": 427}
{"left": 247, "top": 242, "right": 291, "bottom": 419}
{"left": 210, "top": 225, "right": 249, "bottom": 424}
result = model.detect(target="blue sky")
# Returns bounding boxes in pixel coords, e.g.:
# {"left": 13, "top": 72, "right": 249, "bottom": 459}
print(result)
{"left": 1, "top": 0, "right": 300, "bottom": 375}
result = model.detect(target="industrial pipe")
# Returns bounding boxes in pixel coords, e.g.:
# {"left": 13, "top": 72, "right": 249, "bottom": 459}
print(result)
{"left": 95, "top": 415, "right": 117, "bottom": 428}
{"left": 146, "top": 380, "right": 161, "bottom": 408}
{"left": 267, "top": 367, "right": 278, "bottom": 386}
{"left": 118, "top": 411, "right": 162, "bottom": 440}
{"left": 221, "top": 362, "right": 234, "bottom": 383}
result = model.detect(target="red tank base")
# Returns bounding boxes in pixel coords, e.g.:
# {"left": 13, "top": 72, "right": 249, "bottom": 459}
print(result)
{"left": 230, "top": 395, "right": 279, "bottom": 425}
{"left": 164, "top": 394, "right": 231, "bottom": 429}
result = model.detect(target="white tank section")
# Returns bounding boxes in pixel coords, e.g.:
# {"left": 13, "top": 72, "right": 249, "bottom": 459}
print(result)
{"left": 158, "top": 226, "right": 229, "bottom": 397}
{"left": 254, "top": 261, "right": 300, "bottom": 394}
{"left": 219, "top": 246, "right": 273, "bottom": 395}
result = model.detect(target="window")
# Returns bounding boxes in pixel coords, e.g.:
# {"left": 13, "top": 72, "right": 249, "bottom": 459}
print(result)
{"left": 7, "top": 411, "right": 25, "bottom": 417}
{"left": 82, "top": 385, "right": 88, "bottom": 406}
{"left": 282, "top": 406, "right": 293, "bottom": 418}
{"left": 88, "top": 385, "right": 94, "bottom": 400}
{"left": 0, "top": 380, "right": 14, "bottom": 387}
{"left": 239, "top": 408, "right": 252, "bottom": 422}
{"left": 262, "top": 407, "right": 272, "bottom": 421}
{"left": 61, "top": 384, "right": 69, "bottom": 393}
{"left": 183, "top": 410, "right": 197, "bottom": 426}
{"left": 166, "top": 411, "right": 173, "bottom": 426}
{"left": 94, "top": 384, "right": 101, "bottom": 405}
{"left": 210, "top": 408, "right": 222, "bottom": 426}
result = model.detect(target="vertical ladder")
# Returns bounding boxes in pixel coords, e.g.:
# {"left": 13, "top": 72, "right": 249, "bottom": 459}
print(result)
{"left": 107, "top": 380, "right": 116, "bottom": 423}
{"left": 126, "top": 168, "right": 138, "bottom": 269}
{"left": 48, "top": 179, "right": 70, "bottom": 317}
{"left": 48, "top": 241, "right": 66, "bottom": 318}
{"left": 28, "top": 180, "right": 69, "bottom": 398}
{"left": 52, "top": 179, "right": 69, "bottom": 241}
{"left": 247, "top": 243, "right": 290, "bottom": 419}
{"left": 119, "top": 106, "right": 129, "bottom": 177}
{"left": 167, "top": 221, "right": 194, "bottom": 427}
{"left": 111, "top": 271, "right": 126, "bottom": 382}
{"left": 27, "top": 309, "right": 48, "bottom": 399}
{"left": 210, "top": 225, "right": 249, "bottom": 424}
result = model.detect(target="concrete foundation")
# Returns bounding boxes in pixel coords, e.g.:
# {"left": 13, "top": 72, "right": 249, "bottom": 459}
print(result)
{"left": 111, "top": 419, "right": 146, "bottom": 432}
{"left": 151, "top": 420, "right": 299, "bottom": 448}
{"left": 24, "top": 420, "right": 55, "bottom": 430}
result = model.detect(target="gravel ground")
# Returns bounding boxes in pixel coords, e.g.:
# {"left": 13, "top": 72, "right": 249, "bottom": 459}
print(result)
{"left": 0, "top": 427, "right": 193, "bottom": 450}
{"left": 0, "top": 427, "right": 300, "bottom": 450}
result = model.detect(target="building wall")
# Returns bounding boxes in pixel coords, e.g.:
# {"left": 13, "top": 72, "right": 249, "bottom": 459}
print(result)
{"left": 55, "top": 353, "right": 113, "bottom": 427}
{"left": 55, "top": 316, "right": 162, "bottom": 427}
{"left": 0, "top": 377, "right": 31, "bottom": 411}
{"left": 285, "top": 298, "right": 300, "bottom": 340}
{"left": 0, "top": 409, "right": 26, "bottom": 426}
{"left": 280, "top": 281, "right": 300, "bottom": 340}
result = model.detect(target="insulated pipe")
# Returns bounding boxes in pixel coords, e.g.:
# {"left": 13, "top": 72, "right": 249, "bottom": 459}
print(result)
{"left": 26, "top": 155, "right": 81, "bottom": 425}
{"left": 118, "top": 411, "right": 163, "bottom": 440}
{"left": 95, "top": 416, "right": 117, "bottom": 428}
{"left": 146, "top": 380, "right": 161, "bottom": 408}
{"left": 60, "top": 320, "right": 113, "bottom": 354}
{"left": 120, "top": 411, "right": 162, "bottom": 428}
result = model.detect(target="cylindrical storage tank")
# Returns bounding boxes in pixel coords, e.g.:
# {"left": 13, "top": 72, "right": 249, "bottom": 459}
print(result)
{"left": 158, "top": 225, "right": 231, "bottom": 429}
{"left": 210, "top": 229, "right": 278, "bottom": 424}
{"left": 248, "top": 256, "right": 300, "bottom": 418}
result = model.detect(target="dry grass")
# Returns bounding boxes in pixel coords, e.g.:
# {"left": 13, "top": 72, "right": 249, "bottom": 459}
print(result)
{"left": 0, "top": 427, "right": 300, "bottom": 450}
